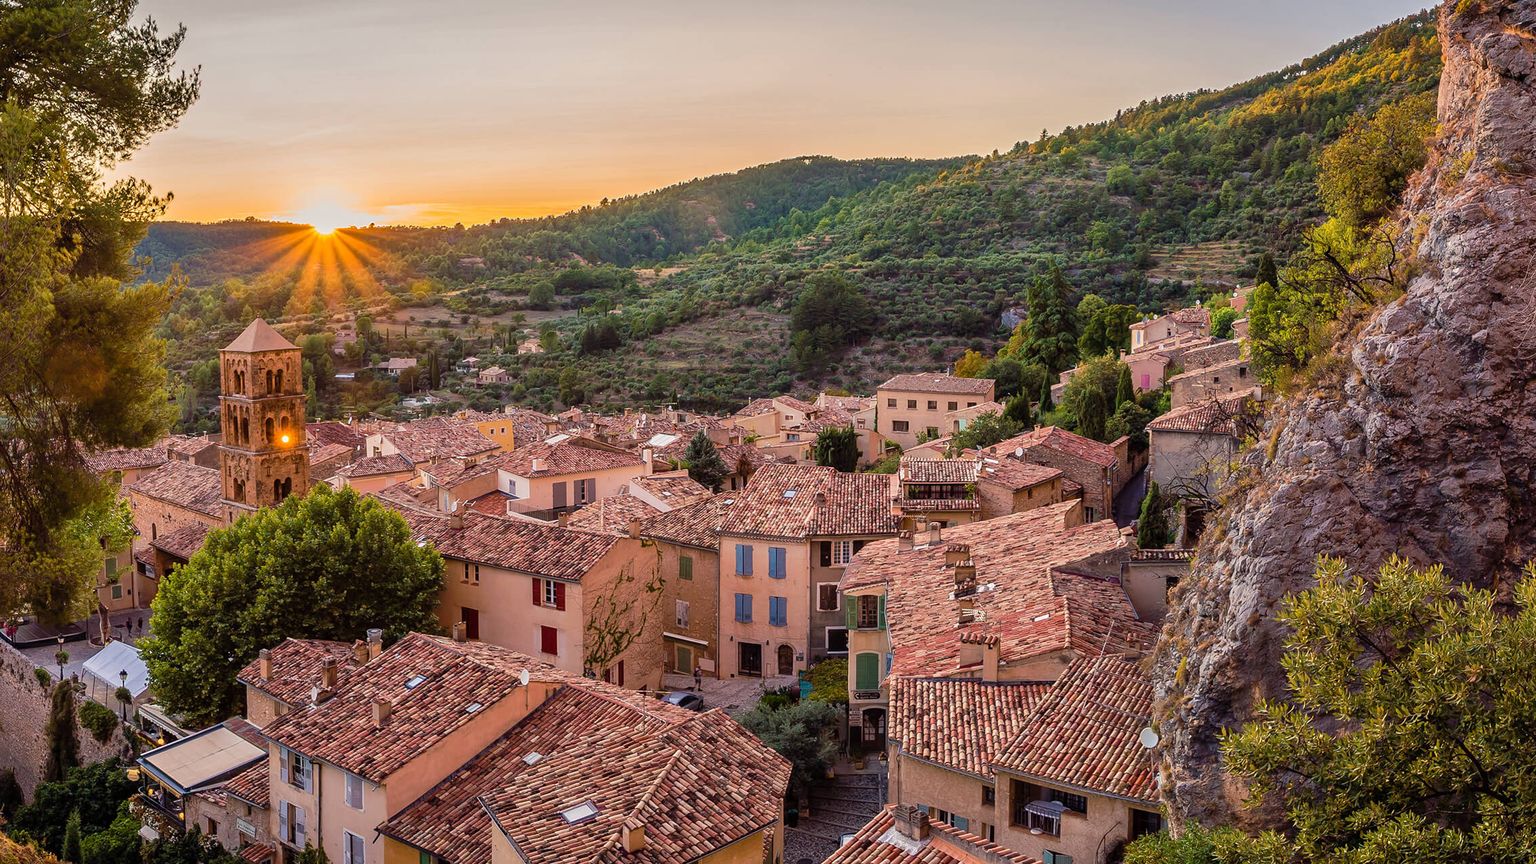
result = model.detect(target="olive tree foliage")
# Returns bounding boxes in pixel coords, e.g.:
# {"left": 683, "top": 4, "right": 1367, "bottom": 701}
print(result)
{"left": 141, "top": 485, "right": 444, "bottom": 726}
{"left": 1131, "top": 558, "right": 1536, "bottom": 862}
{"left": 0, "top": 1, "right": 199, "bottom": 622}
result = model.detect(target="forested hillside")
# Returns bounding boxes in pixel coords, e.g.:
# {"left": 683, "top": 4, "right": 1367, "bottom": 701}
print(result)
{"left": 142, "top": 13, "right": 1440, "bottom": 417}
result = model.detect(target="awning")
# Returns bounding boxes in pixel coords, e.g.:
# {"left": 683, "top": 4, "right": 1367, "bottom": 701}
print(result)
{"left": 139, "top": 725, "right": 266, "bottom": 795}
{"left": 83, "top": 640, "right": 149, "bottom": 699}
{"left": 663, "top": 631, "right": 709, "bottom": 647}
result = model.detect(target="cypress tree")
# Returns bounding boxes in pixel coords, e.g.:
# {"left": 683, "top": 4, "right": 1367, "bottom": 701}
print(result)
{"left": 1116, "top": 364, "right": 1135, "bottom": 407}
{"left": 44, "top": 681, "right": 81, "bottom": 782}
{"left": 1255, "top": 250, "right": 1278, "bottom": 289}
{"left": 1137, "top": 482, "right": 1172, "bottom": 549}
{"left": 63, "top": 809, "right": 82, "bottom": 863}
{"left": 1038, "top": 375, "right": 1055, "bottom": 418}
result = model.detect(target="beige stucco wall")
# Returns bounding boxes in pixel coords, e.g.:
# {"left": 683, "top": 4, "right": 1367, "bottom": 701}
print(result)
{"left": 244, "top": 686, "right": 285, "bottom": 728}
{"left": 718, "top": 534, "right": 809, "bottom": 678}
{"left": 1148, "top": 429, "right": 1238, "bottom": 500}
{"left": 656, "top": 540, "right": 720, "bottom": 675}
{"left": 1168, "top": 361, "right": 1254, "bottom": 409}
{"left": 498, "top": 462, "right": 648, "bottom": 514}
{"left": 994, "top": 769, "right": 1160, "bottom": 864}
{"left": 976, "top": 476, "right": 1062, "bottom": 521}
{"left": 876, "top": 386, "right": 994, "bottom": 451}
{"left": 887, "top": 755, "right": 999, "bottom": 843}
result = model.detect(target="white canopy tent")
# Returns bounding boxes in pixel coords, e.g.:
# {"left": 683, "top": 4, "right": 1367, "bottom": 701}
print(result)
{"left": 82, "top": 639, "right": 149, "bottom": 706}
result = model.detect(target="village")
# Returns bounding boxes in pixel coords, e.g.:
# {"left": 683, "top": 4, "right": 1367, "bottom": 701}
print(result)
{"left": 0, "top": 285, "right": 1260, "bottom": 864}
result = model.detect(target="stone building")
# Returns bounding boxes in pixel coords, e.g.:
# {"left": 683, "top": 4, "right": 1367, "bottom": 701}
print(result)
{"left": 218, "top": 320, "right": 310, "bottom": 521}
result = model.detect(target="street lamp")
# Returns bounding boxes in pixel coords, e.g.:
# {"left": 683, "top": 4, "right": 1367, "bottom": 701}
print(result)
{"left": 55, "top": 634, "right": 67, "bottom": 682}
{"left": 118, "top": 669, "right": 129, "bottom": 720}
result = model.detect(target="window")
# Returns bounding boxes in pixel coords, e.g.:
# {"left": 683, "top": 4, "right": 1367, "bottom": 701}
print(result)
{"left": 982, "top": 785, "right": 995, "bottom": 806}
{"left": 966, "top": 402, "right": 977, "bottom": 408}
{"left": 950, "top": 814, "right": 969, "bottom": 832}
{"left": 891, "top": 420, "right": 910, "bottom": 433}
{"left": 1084, "top": 507, "right": 1098, "bottom": 522}
{"left": 675, "top": 600, "right": 689, "bottom": 628}
{"left": 345, "top": 773, "right": 365, "bottom": 810}
{"left": 461, "top": 607, "right": 479, "bottom": 640}
{"left": 534, "top": 578, "right": 566, "bottom": 610}
{"left": 817, "top": 583, "right": 841, "bottom": 612}
{"left": 1051, "top": 789, "right": 1088, "bottom": 814}
{"left": 343, "top": 831, "right": 365, "bottom": 864}
{"left": 947, "top": 401, "right": 958, "bottom": 411}
{"left": 735, "top": 544, "right": 753, "bottom": 576}
{"left": 825, "top": 626, "right": 848, "bottom": 654}
{"left": 1130, "top": 809, "right": 1164, "bottom": 839}
{"left": 768, "top": 547, "right": 787, "bottom": 579}
{"left": 853, "top": 594, "right": 883, "bottom": 629}
{"left": 831, "top": 540, "right": 858, "bottom": 565}
{"left": 854, "top": 652, "right": 880, "bottom": 690}
{"left": 540, "top": 625, "right": 558, "bottom": 656}
{"left": 206, "top": 818, "right": 218, "bottom": 836}
{"left": 906, "top": 399, "right": 917, "bottom": 409}
{"left": 925, "top": 426, "right": 940, "bottom": 439}
{"left": 281, "top": 748, "right": 311, "bottom": 792}
{"left": 1043, "top": 852, "right": 1073, "bottom": 864}
{"left": 886, "top": 398, "right": 896, "bottom": 408}
{"left": 769, "top": 596, "right": 787, "bottom": 627}
{"left": 111, "top": 584, "right": 123, "bottom": 600}
{"left": 560, "top": 802, "right": 599, "bottom": 824}
{"left": 278, "top": 801, "right": 306, "bottom": 848}
{"left": 927, "top": 400, "right": 937, "bottom": 410}
{"left": 678, "top": 555, "right": 693, "bottom": 581}
{"left": 734, "top": 593, "right": 753, "bottom": 623}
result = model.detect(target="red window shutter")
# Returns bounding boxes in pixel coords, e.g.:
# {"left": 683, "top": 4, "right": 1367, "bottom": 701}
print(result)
{"left": 532, "top": 577, "right": 541, "bottom": 606}
{"left": 540, "top": 625, "right": 558, "bottom": 655}
{"left": 554, "top": 582, "right": 566, "bottom": 611}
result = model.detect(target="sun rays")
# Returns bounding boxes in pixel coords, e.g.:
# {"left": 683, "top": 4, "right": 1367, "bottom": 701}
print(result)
{"left": 234, "top": 224, "right": 392, "bottom": 315}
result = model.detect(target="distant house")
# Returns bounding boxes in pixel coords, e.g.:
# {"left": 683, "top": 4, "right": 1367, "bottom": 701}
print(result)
{"left": 875, "top": 373, "right": 996, "bottom": 451}
{"left": 374, "top": 357, "right": 418, "bottom": 378}
{"left": 477, "top": 365, "right": 509, "bottom": 385}
{"left": 516, "top": 336, "right": 544, "bottom": 355}
{"left": 456, "top": 356, "right": 480, "bottom": 372}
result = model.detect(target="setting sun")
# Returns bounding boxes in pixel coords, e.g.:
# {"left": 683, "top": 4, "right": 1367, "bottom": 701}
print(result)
{"left": 289, "top": 195, "right": 371, "bottom": 235}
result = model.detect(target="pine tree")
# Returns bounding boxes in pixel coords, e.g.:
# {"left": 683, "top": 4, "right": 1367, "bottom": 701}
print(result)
{"left": 1255, "top": 250, "right": 1278, "bottom": 289}
{"left": 44, "top": 681, "right": 81, "bottom": 782}
{"left": 682, "top": 431, "right": 730, "bottom": 492}
{"left": 1021, "top": 264, "right": 1080, "bottom": 376}
{"left": 1002, "top": 394, "right": 1031, "bottom": 426}
{"left": 1136, "top": 482, "right": 1171, "bottom": 549}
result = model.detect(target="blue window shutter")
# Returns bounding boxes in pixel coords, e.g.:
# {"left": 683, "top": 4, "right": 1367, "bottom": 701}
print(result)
{"left": 769, "top": 547, "right": 786, "bottom": 579}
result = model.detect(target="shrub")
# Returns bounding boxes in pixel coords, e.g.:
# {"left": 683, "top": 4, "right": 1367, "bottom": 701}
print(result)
{"left": 78, "top": 701, "right": 119, "bottom": 744}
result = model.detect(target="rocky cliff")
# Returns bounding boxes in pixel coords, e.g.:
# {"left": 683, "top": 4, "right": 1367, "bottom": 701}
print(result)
{"left": 1153, "top": 0, "right": 1536, "bottom": 828}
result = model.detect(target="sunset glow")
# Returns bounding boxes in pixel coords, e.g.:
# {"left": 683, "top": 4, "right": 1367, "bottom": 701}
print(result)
{"left": 289, "top": 196, "right": 373, "bottom": 235}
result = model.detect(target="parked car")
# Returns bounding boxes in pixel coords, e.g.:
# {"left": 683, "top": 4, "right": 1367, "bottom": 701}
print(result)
{"left": 660, "top": 690, "right": 705, "bottom": 712}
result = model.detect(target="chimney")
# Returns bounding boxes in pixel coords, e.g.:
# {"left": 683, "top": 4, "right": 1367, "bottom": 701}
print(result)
{"left": 892, "top": 805, "right": 931, "bottom": 841}
{"left": 641, "top": 447, "right": 654, "bottom": 472}
{"left": 531, "top": 456, "right": 545, "bottom": 473}
{"left": 366, "top": 628, "right": 383, "bottom": 661}
{"left": 627, "top": 519, "right": 642, "bottom": 540}
{"left": 557, "top": 511, "right": 570, "bottom": 527}
{"left": 258, "top": 648, "right": 273, "bottom": 681}
{"left": 944, "top": 543, "right": 970, "bottom": 567}
{"left": 621, "top": 820, "right": 647, "bottom": 853}
{"left": 927, "top": 521, "right": 942, "bottom": 544}
{"left": 448, "top": 512, "right": 465, "bottom": 530}
{"left": 320, "top": 657, "right": 338, "bottom": 689}
{"left": 897, "top": 531, "right": 914, "bottom": 552}
{"left": 982, "top": 638, "right": 1001, "bottom": 682}
{"left": 452, "top": 621, "right": 468, "bottom": 643}
{"left": 352, "top": 640, "right": 368, "bottom": 664}
{"left": 372, "top": 698, "right": 392, "bottom": 728}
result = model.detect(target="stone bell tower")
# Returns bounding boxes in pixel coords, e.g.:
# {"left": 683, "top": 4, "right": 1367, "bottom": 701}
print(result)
{"left": 218, "top": 319, "right": 310, "bottom": 521}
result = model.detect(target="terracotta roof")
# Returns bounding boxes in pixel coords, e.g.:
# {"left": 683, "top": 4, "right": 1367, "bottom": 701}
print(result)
{"left": 86, "top": 445, "right": 168, "bottom": 474}
{"left": 236, "top": 638, "right": 362, "bottom": 709}
{"left": 421, "top": 458, "right": 497, "bottom": 488}
{"left": 377, "top": 418, "right": 498, "bottom": 464}
{"left": 992, "top": 655, "right": 1157, "bottom": 803}
{"left": 224, "top": 758, "right": 269, "bottom": 808}
{"left": 306, "top": 421, "right": 367, "bottom": 450}
{"left": 128, "top": 461, "right": 223, "bottom": 518}
{"left": 878, "top": 373, "right": 994, "bottom": 396}
{"left": 491, "top": 436, "right": 644, "bottom": 477}
{"left": 377, "top": 686, "right": 679, "bottom": 864}
{"left": 1169, "top": 306, "right": 1211, "bottom": 327}
{"left": 899, "top": 457, "right": 979, "bottom": 485}
{"left": 989, "top": 426, "right": 1116, "bottom": 468}
{"left": 716, "top": 464, "right": 898, "bottom": 541}
{"left": 734, "top": 395, "right": 813, "bottom": 417}
{"left": 480, "top": 708, "right": 789, "bottom": 864}
{"left": 824, "top": 806, "right": 1039, "bottom": 864}
{"left": 404, "top": 510, "right": 620, "bottom": 581}
{"left": 150, "top": 522, "right": 210, "bottom": 561}
{"left": 888, "top": 678, "right": 1051, "bottom": 778}
{"left": 563, "top": 492, "right": 660, "bottom": 535}
{"left": 167, "top": 434, "right": 219, "bottom": 460}
{"left": 1164, "top": 357, "right": 1250, "bottom": 387}
{"left": 337, "top": 453, "right": 417, "bottom": 478}
{"left": 974, "top": 455, "right": 1061, "bottom": 491}
{"left": 1147, "top": 391, "right": 1259, "bottom": 435}
{"left": 948, "top": 400, "right": 1004, "bottom": 416}
{"left": 237, "top": 842, "right": 274, "bottom": 864}
{"left": 640, "top": 494, "right": 734, "bottom": 551}
{"left": 840, "top": 502, "right": 1149, "bottom": 677}
{"left": 894, "top": 498, "right": 978, "bottom": 513}
{"left": 223, "top": 319, "right": 296, "bottom": 353}
{"left": 629, "top": 473, "right": 712, "bottom": 509}
{"left": 308, "top": 442, "right": 356, "bottom": 469}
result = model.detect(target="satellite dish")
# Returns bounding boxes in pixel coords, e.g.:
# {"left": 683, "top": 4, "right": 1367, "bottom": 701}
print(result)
{"left": 1014, "top": 447, "right": 1024, "bottom": 458}
{"left": 1138, "top": 726, "right": 1160, "bottom": 749}
{"left": 518, "top": 668, "right": 530, "bottom": 687}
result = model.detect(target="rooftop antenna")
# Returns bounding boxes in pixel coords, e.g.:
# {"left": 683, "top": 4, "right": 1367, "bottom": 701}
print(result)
{"left": 517, "top": 668, "right": 530, "bottom": 687}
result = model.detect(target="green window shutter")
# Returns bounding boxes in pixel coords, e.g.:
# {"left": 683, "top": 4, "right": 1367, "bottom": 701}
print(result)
{"left": 846, "top": 598, "right": 856, "bottom": 630}
{"left": 855, "top": 652, "right": 879, "bottom": 690}
{"left": 679, "top": 555, "right": 693, "bottom": 581}
{"left": 877, "top": 594, "right": 886, "bottom": 629}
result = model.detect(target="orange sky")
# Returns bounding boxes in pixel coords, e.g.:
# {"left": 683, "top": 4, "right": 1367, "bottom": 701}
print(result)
{"left": 122, "top": 0, "right": 1427, "bottom": 227}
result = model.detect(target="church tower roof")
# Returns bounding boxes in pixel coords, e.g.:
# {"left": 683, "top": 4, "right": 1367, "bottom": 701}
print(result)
{"left": 223, "top": 319, "right": 297, "bottom": 353}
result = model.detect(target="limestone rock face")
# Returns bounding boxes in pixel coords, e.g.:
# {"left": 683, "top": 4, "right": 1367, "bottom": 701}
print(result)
{"left": 1152, "top": 0, "right": 1536, "bottom": 828}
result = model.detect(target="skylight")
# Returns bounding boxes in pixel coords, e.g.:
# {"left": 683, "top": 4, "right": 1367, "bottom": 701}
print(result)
{"left": 522, "top": 752, "right": 543, "bottom": 765}
{"left": 404, "top": 674, "right": 428, "bottom": 689}
{"left": 465, "top": 702, "right": 483, "bottom": 714}
{"left": 782, "top": 489, "right": 797, "bottom": 499}
{"left": 559, "top": 801, "right": 599, "bottom": 824}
